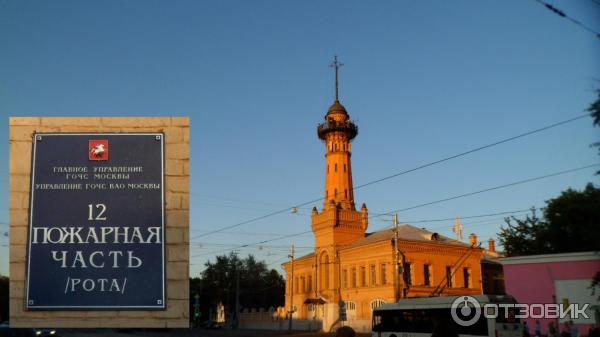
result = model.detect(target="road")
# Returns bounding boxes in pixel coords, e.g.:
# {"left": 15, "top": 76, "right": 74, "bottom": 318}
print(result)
{"left": 58, "top": 328, "right": 371, "bottom": 337}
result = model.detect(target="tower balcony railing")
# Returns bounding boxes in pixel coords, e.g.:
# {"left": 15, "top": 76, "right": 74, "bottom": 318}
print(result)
{"left": 317, "top": 120, "right": 358, "bottom": 140}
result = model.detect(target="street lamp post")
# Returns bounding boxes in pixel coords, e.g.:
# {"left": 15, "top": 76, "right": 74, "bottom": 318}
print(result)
{"left": 288, "top": 244, "right": 295, "bottom": 333}
{"left": 394, "top": 213, "right": 400, "bottom": 302}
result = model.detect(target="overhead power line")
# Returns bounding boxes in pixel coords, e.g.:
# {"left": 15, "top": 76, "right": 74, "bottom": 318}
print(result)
{"left": 191, "top": 205, "right": 318, "bottom": 240}
{"left": 190, "top": 242, "right": 313, "bottom": 249}
{"left": 190, "top": 229, "right": 301, "bottom": 237}
{"left": 352, "top": 113, "right": 588, "bottom": 191}
{"left": 191, "top": 163, "right": 598, "bottom": 259}
{"left": 419, "top": 210, "right": 541, "bottom": 232}
{"left": 376, "top": 163, "right": 598, "bottom": 217}
{"left": 193, "top": 113, "right": 589, "bottom": 239}
{"left": 533, "top": 0, "right": 600, "bottom": 39}
{"left": 379, "top": 207, "right": 538, "bottom": 224}
{"left": 190, "top": 194, "right": 313, "bottom": 211}
{"left": 191, "top": 230, "right": 313, "bottom": 258}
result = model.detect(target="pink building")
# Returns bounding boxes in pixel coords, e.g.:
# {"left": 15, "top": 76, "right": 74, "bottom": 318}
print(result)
{"left": 501, "top": 252, "right": 600, "bottom": 336}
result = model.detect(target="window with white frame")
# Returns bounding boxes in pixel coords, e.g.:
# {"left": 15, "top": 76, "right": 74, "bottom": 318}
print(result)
{"left": 371, "top": 299, "right": 386, "bottom": 310}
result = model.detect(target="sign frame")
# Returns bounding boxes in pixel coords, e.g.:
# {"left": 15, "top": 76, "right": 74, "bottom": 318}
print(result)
{"left": 24, "top": 132, "right": 166, "bottom": 310}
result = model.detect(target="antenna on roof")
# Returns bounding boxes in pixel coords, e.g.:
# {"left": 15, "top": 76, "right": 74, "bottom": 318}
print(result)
{"left": 452, "top": 217, "right": 464, "bottom": 241}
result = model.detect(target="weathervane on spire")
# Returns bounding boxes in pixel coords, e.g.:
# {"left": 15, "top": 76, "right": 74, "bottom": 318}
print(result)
{"left": 330, "top": 55, "right": 343, "bottom": 102}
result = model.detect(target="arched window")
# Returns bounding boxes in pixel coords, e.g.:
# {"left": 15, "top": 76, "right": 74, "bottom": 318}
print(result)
{"left": 346, "top": 301, "right": 357, "bottom": 311}
{"left": 344, "top": 164, "right": 346, "bottom": 172}
{"left": 371, "top": 299, "right": 386, "bottom": 310}
{"left": 345, "top": 189, "right": 348, "bottom": 199}
{"left": 334, "top": 189, "right": 338, "bottom": 197}
{"left": 320, "top": 252, "right": 329, "bottom": 290}
{"left": 334, "top": 163, "right": 338, "bottom": 172}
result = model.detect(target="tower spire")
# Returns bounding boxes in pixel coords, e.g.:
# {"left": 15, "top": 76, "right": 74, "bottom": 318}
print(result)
{"left": 312, "top": 58, "right": 367, "bottom": 250}
{"left": 330, "top": 55, "right": 343, "bottom": 102}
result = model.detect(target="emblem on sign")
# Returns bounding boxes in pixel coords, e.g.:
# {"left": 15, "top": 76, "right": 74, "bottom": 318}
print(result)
{"left": 89, "top": 140, "right": 109, "bottom": 161}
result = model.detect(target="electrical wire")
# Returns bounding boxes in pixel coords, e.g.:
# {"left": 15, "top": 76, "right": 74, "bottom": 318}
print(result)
{"left": 374, "top": 163, "right": 598, "bottom": 218}
{"left": 191, "top": 163, "right": 598, "bottom": 259}
{"left": 373, "top": 207, "right": 537, "bottom": 223}
{"left": 190, "top": 242, "right": 313, "bottom": 249}
{"left": 192, "top": 207, "right": 541, "bottom": 257}
{"left": 533, "top": 0, "right": 600, "bottom": 39}
{"left": 193, "top": 113, "right": 590, "bottom": 239}
{"left": 191, "top": 231, "right": 313, "bottom": 258}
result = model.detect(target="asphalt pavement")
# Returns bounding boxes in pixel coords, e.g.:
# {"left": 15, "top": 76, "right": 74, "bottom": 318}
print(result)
{"left": 58, "top": 328, "right": 371, "bottom": 337}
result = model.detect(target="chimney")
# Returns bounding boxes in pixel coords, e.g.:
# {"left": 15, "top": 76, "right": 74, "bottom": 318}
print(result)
{"left": 468, "top": 233, "right": 477, "bottom": 247}
{"left": 488, "top": 239, "right": 496, "bottom": 253}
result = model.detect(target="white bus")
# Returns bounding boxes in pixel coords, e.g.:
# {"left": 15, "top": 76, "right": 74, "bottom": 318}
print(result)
{"left": 372, "top": 295, "right": 522, "bottom": 337}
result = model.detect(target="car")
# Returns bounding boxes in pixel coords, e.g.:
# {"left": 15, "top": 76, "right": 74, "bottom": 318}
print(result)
{"left": 0, "top": 328, "right": 57, "bottom": 337}
{"left": 32, "top": 329, "right": 58, "bottom": 337}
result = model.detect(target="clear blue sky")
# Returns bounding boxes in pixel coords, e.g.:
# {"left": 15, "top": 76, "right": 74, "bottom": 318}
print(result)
{"left": 1, "top": 0, "right": 599, "bottom": 277}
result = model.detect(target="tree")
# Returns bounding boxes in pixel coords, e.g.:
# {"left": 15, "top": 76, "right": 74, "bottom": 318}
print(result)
{"left": 543, "top": 183, "right": 600, "bottom": 252}
{"left": 588, "top": 89, "right": 600, "bottom": 174}
{"left": 498, "top": 208, "right": 548, "bottom": 256}
{"left": 584, "top": 89, "right": 600, "bottom": 297}
{"left": 197, "top": 253, "right": 285, "bottom": 322}
{"left": 498, "top": 183, "right": 600, "bottom": 257}
{"left": 589, "top": 89, "right": 600, "bottom": 128}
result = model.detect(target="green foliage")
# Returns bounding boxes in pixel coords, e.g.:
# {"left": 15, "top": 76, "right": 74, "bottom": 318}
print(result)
{"left": 193, "top": 253, "right": 285, "bottom": 320}
{"left": 543, "top": 183, "right": 600, "bottom": 252}
{"left": 498, "top": 183, "right": 600, "bottom": 257}
{"left": 498, "top": 208, "right": 549, "bottom": 256}
{"left": 588, "top": 89, "right": 600, "bottom": 128}
{"left": 588, "top": 89, "right": 600, "bottom": 174}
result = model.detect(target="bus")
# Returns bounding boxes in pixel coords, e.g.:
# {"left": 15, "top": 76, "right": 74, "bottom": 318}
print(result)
{"left": 372, "top": 295, "right": 522, "bottom": 337}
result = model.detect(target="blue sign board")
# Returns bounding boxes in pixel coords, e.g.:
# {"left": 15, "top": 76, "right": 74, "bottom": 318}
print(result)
{"left": 26, "top": 133, "right": 165, "bottom": 309}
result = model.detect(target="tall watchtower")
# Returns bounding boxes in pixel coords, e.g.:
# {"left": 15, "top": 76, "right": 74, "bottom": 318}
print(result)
{"left": 312, "top": 56, "right": 368, "bottom": 251}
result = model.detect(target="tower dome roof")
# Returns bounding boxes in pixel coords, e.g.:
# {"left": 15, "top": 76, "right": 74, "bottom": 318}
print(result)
{"left": 327, "top": 100, "right": 348, "bottom": 115}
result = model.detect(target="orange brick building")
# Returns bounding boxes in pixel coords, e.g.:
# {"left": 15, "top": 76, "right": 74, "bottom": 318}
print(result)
{"left": 282, "top": 68, "right": 484, "bottom": 332}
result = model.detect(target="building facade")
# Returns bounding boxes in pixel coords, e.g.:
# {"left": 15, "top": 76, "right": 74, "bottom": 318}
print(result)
{"left": 501, "top": 252, "right": 600, "bottom": 336}
{"left": 282, "top": 78, "right": 484, "bottom": 332}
